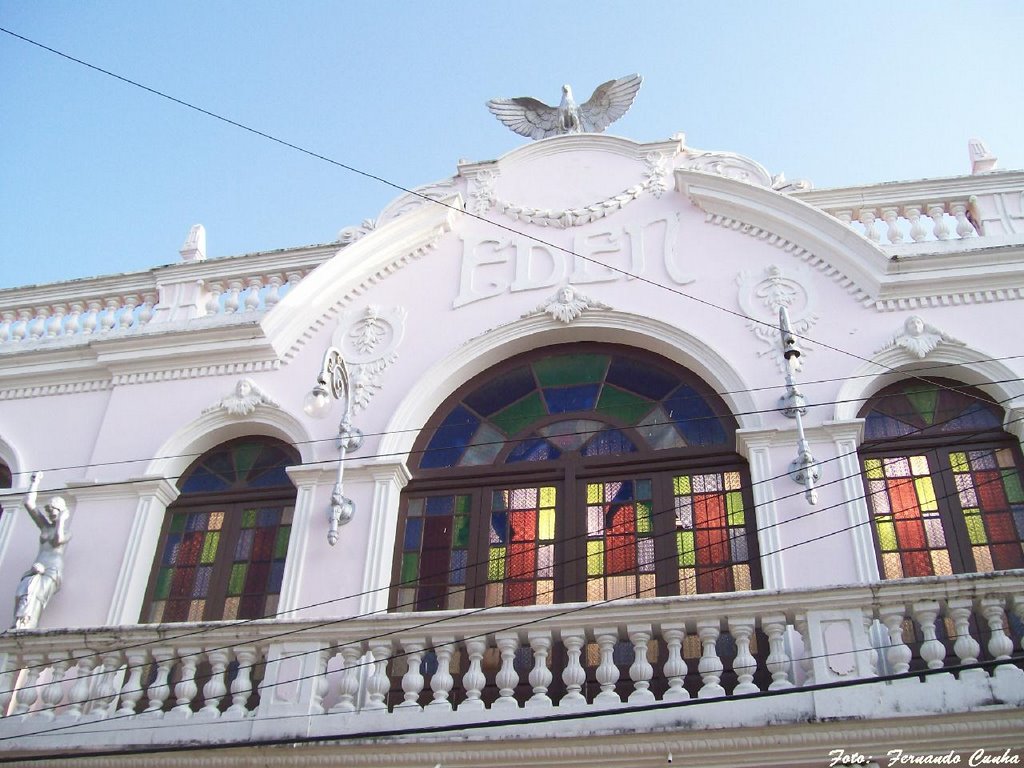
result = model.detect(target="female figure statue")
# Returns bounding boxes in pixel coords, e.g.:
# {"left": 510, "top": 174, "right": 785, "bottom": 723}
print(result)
{"left": 12, "top": 471, "right": 71, "bottom": 630}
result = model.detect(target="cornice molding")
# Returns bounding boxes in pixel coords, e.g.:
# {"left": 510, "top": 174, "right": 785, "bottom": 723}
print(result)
{"left": 793, "top": 169, "right": 1024, "bottom": 208}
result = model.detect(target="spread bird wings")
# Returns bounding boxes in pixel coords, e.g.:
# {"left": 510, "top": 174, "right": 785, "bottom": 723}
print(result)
{"left": 485, "top": 97, "right": 560, "bottom": 140}
{"left": 579, "top": 74, "right": 642, "bottom": 133}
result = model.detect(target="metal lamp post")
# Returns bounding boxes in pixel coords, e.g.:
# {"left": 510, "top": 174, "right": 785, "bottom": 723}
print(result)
{"left": 304, "top": 347, "right": 363, "bottom": 545}
{"left": 778, "top": 307, "right": 821, "bottom": 505}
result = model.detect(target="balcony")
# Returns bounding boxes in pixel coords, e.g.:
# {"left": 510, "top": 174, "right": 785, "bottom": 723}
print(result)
{"left": 0, "top": 571, "right": 1021, "bottom": 764}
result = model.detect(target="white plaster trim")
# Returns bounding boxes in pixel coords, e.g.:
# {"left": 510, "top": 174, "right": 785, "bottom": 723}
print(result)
{"left": 821, "top": 419, "right": 879, "bottom": 584}
{"left": 379, "top": 310, "right": 762, "bottom": 460}
{"left": 357, "top": 462, "right": 411, "bottom": 616}
{"left": 457, "top": 133, "right": 684, "bottom": 171}
{"left": 279, "top": 468, "right": 318, "bottom": 618}
{"left": 734, "top": 429, "right": 784, "bottom": 590}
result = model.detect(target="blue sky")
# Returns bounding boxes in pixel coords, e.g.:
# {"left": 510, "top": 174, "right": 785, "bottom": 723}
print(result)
{"left": 1, "top": 1, "right": 1022, "bottom": 290}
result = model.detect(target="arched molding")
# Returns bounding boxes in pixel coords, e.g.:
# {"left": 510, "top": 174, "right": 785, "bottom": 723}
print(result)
{"left": 459, "top": 133, "right": 684, "bottom": 171}
{"left": 832, "top": 344, "right": 1024, "bottom": 445}
{"left": 0, "top": 436, "right": 24, "bottom": 489}
{"left": 379, "top": 309, "right": 761, "bottom": 461}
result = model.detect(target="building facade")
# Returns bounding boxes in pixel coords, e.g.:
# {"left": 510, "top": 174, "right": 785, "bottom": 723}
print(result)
{"left": 0, "top": 129, "right": 1022, "bottom": 766}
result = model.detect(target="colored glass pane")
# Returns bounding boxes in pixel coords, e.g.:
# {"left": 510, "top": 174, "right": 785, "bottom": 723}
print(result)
{"left": 533, "top": 353, "right": 607, "bottom": 387}
{"left": 421, "top": 405, "right": 481, "bottom": 469}
{"left": 463, "top": 365, "right": 535, "bottom": 416}
{"left": 200, "top": 532, "right": 220, "bottom": 564}
{"left": 491, "top": 393, "right": 547, "bottom": 437}
{"left": 542, "top": 384, "right": 600, "bottom": 414}
{"left": 596, "top": 385, "right": 652, "bottom": 424}
{"left": 242, "top": 508, "right": 257, "bottom": 528}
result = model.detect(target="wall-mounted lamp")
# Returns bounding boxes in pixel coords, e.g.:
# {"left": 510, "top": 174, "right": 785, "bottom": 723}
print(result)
{"left": 778, "top": 307, "right": 820, "bottom": 505}
{"left": 304, "top": 346, "right": 363, "bottom": 545}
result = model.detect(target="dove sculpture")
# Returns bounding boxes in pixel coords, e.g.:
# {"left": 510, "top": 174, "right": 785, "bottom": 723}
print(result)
{"left": 486, "top": 74, "right": 642, "bottom": 140}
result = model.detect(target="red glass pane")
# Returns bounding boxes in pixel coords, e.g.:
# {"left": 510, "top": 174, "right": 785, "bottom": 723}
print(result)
{"left": 421, "top": 548, "right": 450, "bottom": 579}
{"left": 252, "top": 528, "right": 275, "bottom": 560}
{"left": 986, "top": 510, "right": 1017, "bottom": 543}
{"left": 422, "top": 516, "right": 452, "bottom": 547}
{"left": 901, "top": 550, "right": 932, "bottom": 577}
{"left": 508, "top": 542, "right": 536, "bottom": 579}
{"left": 976, "top": 471, "right": 1008, "bottom": 510}
{"left": 697, "top": 564, "right": 732, "bottom": 593}
{"left": 507, "top": 580, "right": 535, "bottom": 606}
{"left": 990, "top": 542, "right": 1024, "bottom": 570}
{"left": 695, "top": 495, "right": 729, "bottom": 564}
{"left": 170, "top": 567, "right": 194, "bottom": 598}
{"left": 244, "top": 561, "right": 270, "bottom": 594}
{"left": 606, "top": 504, "right": 635, "bottom": 535}
{"left": 509, "top": 510, "right": 537, "bottom": 541}
{"left": 179, "top": 532, "right": 203, "bottom": 565}
{"left": 606, "top": 534, "right": 637, "bottom": 574}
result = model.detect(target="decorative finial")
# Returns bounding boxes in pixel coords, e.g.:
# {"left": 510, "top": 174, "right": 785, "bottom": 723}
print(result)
{"left": 486, "top": 74, "right": 642, "bottom": 140}
{"left": 180, "top": 224, "right": 206, "bottom": 262}
{"left": 968, "top": 138, "right": 997, "bottom": 174}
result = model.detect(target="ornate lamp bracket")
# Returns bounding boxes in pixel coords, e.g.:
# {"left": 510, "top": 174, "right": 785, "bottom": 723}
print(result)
{"left": 304, "top": 347, "right": 364, "bottom": 546}
{"left": 778, "top": 307, "right": 820, "bottom": 505}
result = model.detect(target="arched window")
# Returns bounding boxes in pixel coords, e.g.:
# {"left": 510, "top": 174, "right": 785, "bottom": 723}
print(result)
{"left": 0, "top": 460, "right": 10, "bottom": 517}
{"left": 392, "top": 344, "right": 761, "bottom": 612}
{"left": 141, "top": 437, "right": 299, "bottom": 623}
{"left": 859, "top": 378, "right": 1024, "bottom": 579}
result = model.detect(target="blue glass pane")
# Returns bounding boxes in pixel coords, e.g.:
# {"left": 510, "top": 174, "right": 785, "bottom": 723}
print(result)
{"left": 581, "top": 429, "right": 637, "bottom": 456}
{"left": 864, "top": 411, "right": 916, "bottom": 440}
{"left": 664, "top": 385, "right": 727, "bottom": 446}
{"left": 606, "top": 357, "right": 678, "bottom": 400}
{"left": 186, "top": 512, "right": 209, "bottom": 532}
{"left": 464, "top": 365, "right": 536, "bottom": 416}
{"left": 450, "top": 550, "right": 468, "bottom": 584}
{"left": 268, "top": 561, "right": 285, "bottom": 593}
{"left": 491, "top": 511, "right": 508, "bottom": 543}
{"left": 162, "top": 534, "right": 182, "bottom": 565}
{"left": 425, "top": 496, "right": 455, "bottom": 516}
{"left": 247, "top": 464, "right": 293, "bottom": 488}
{"left": 404, "top": 517, "right": 423, "bottom": 549}
{"left": 542, "top": 384, "right": 600, "bottom": 414}
{"left": 507, "top": 437, "right": 561, "bottom": 463}
{"left": 180, "top": 466, "right": 231, "bottom": 494}
{"left": 941, "top": 403, "right": 1002, "bottom": 433}
{"left": 421, "top": 405, "right": 480, "bottom": 469}
{"left": 257, "top": 508, "right": 280, "bottom": 527}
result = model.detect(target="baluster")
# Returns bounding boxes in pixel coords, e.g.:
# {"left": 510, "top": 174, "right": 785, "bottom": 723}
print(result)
{"left": 1013, "top": 595, "right": 1024, "bottom": 654}
{"left": 117, "top": 649, "right": 148, "bottom": 716}
{"left": 794, "top": 614, "right": 815, "bottom": 686}
{"left": 428, "top": 638, "right": 455, "bottom": 709}
{"left": 525, "top": 631, "right": 553, "bottom": 708}
{"left": 364, "top": 641, "right": 391, "bottom": 711}
{"left": 492, "top": 632, "right": 520, "bottom": 710}
{"left": 46, "top": 304, "right": 66, "bottom": 337}
{"left": 86, "top": 651, "right": 124, "bottom": 720}
{"left": 40, "top": 654, "right": 70, "bottom": 720}
{"left": 28, "top": 308, "right": 47, "bottom": 339}
{"left": 330, "top": 645, "right": 361, "bottom": 713}
{"left": 696, "top": 620, "right": 725, "bottom": 698}
{"left": 912, "top": 601, "right": 948, "bottom": 674}
{"left": 946, "top": 599, "right": 984, "bottom": 680}
{"left": 662, "top": 625, "right": 689, "bottom": 700}
{"left": 64, "top": 302, "right": 83, "bottom": 336}
{"left": 880, "top": 206, "right": 904, "bottom": 244}
{"left": 285, "top": 271, "right": 304, "bottom": 292}
{"left": 198, "top": 649, "right": 229, "bottom": 718}
{"left": 858, "top": 208, "right": 881, "bottom": 242}
{"left": 144, "top": 650, "right": 174, "bottom": 715}
{"left": 626, "top": 625, "right": 654, "bottom": 703}
{"left": 12, "top": 309, "right": 32, "bottom": 342}
{"left": 396, "top": 639, "right": 425, "bottom": 709}
{"left": 979, "top": 598, "right": 1014, "bottom": 677}
{"left": 138, "top": 292, "right": 157, "bottom": 325}
{"left": 927, "top": 203, "right": 951, "bottom": 240}
{"left": 863, "top": 610, "right": 879, "bottom": 676}
{"left": 762, "top": 615, "right": 794, "bottom": 690}
{"left": 12, "top": 654, "right": 44, "bottom": 716}
{"left": 729, "top": 617, "right": 759, "bottom": 695}
{"left": 223, "top": 281, "right": 243, "bottom": 314}
{"left": 119, "top": 295, "right": 139, "bottom": 329}
{"left": 948, "top": 202, "right": 976, "bottom": 238}
{"left": 560, "top": 628, "right": 587, "bottom": 707}
{"left": 0, "top": 310, "right": 13, "bottom": 343}
{"left": 99, "top": 298, "right": 119, "bottom": 332}
{"left": 81, "top": 301, "right": 101, "bottom": 335}
{"left": 225, "top": 646, "right": 257, "bottom": 718}
{"left": 904, "top": 205, "right": 928, "bottom": 242}
{"left": 594, "top": 628, "right": 621, "bottom": 705}
{"left": 879, "top": 604, "right": 911, "bottom": 676}
{"left": 244, "top": 278, "right": 263, "bottom": 312}
{"left": 311, "top": 647, "right": 329, "bottom": 716}
{"left": 461, "top": 637, "right": 487, "bottom": 711}
{"left": 0, "top": 654, "right": 19, "bottom": 716}
{"left": 169, "top": 648, "right": 200, "bottom": 718}
{"left": 205, "top": 281, "right": 224, "bottom": 315}
{"left": 65, "top": 652, "right": 95, "bottom": 719}
{"left": 264, "top": 274, "right": 284, "bottom": 308}
{"left": 833, "top": 209, "right": 853, "bottom": 227}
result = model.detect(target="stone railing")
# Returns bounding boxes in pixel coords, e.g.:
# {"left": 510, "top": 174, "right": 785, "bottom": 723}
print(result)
{"left": 0, "top": 572, "right": 1021, "bottom": 754}
{"left": 0, "top": 245, "right": 335, "bottom": 346}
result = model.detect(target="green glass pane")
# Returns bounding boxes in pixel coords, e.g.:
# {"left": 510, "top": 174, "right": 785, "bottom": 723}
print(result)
{"left": 169, "top": 514, "right": 186, "bottom": 534}
{"left": 274, "top": 526, "right": 291, "bottom": 559}
{"left": 401, "top": 553, "right": 420, "bottom": 583}
{"left": 674, "top": 476, "right": 691, "bottom": 496}
{"left": 905, "top": 387, "right": 939, "bottom": 426}
{"left": 533, "top": 353, "right": 608, "bottom": 387}
{"left": 453, "top": 515, "right": 470, "bottom": 548}
{"left": 242, "top": 508, "right": 257, "bottom": 528}
{"left": 228, "top": 563, "right": 247, "bottom": 595}
{"left": 491, "top": 392, "right": 547, "bottom": 435}
{"left": 949, "top": 452, "right": 969, "bottom": 473}
{"left": 454, "top": 494, "right": 471, "bottom": 514}
{"left": 488, "top": 547, "right": 506, "bottom": 581}
{"left": 596, "top": 385, "right": 652, "bottom": 425}
{"left": 677, "top": 531, "right": 695, "bottom": 566}
{"left": 914, "top": 477, "right": 938, "bottom": 512}
{"left": 636, "top": 502, "right": 651, "bottom": 534}
{"left": 727, "top": 492, "right": 745, "bottom": 526}
{"left": 200, "top": 531, "right": 220, "bottom": 564}
{"left": 1002, "top": 470, "right": 1024, "bottom": 503}
{"left": 586, "top": 540, "right": 604, "bottom": 575}
{"left": 155, "top": 568, "right": 173, "bottom": 600}
{"left": 964, "top": 512, "right": 987, "bottom": 545}
{"left": 876, "top": 519, "right": 897, "bottom": 551}
{"left": 232, "top": 442, "right": 262, "bottom": 480}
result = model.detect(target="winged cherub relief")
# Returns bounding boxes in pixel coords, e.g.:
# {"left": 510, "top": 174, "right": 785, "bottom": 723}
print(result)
{"left": 486, "top": 75, "right": 642, "bottom": 140}
{"left": 203, "top": 378, "right": 278, "bottom": 417}
{"left": 524, "top": 285, "right": 611, "bottom": 324}
{"left": 876, "top": 315, "right": 966, "bottom": 359}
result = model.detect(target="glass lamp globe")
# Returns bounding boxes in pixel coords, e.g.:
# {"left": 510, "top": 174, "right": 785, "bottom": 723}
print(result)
{"left": 303, "top": 386, "right": 331, "bottom": 418}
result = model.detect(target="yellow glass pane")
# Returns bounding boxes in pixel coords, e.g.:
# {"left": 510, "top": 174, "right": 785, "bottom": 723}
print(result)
{"left": 882, "top": 552, "right": 903, "bottom": 579}
{"left": 636, "top": 502, "right": 651, "bottom": 534}
{"left": 585, "top": 642, "right": 600, "bottom": 667}
{"left": 930, "top": 550, "right": 952, "bottom": 576}
{"left": 964, "top": 512, "right": 987, "bottom": 544}
{"left": 485, "top": 582, "right": 503, "bottom": 607}
{"left": 876, "top": 520, "right": 898, "bottom": 551}
{"left": 188, "top": 600, "right": 205, "bottom": 622}
{"left": 678, "top": 567, "right": 696, "bottom": 595}
{"left": 677, "top": 531, "right": 695, "bottom": 566}
{"left": 724, "top": 471, "right": 741, "bottom": 490}
{"left": 208, "top": 511, "right": 225, "bottom": 530}
{"left": 909, "top": 455, "right": 930, "bottom": 476}
{"left": 539, "top": 508, "right": 555, "bottom": 540}
{"left": 587, "top": 540, "right": 604, "bottom": 575}
{"left": 949, "top": 452, "right": 969, "bottom": 473}
{"left": 396, "top": 589, "right": 415, "bottom": 612}
{"left": 639, "top": 573, "right": 656, "bottom": 598}
{"left": 606, "top": 575, "right": 634, "bottom": 600}
{"left": 674, "top": 475, "right": 691, "bottom": 495}
{"left": 683, "top": 634, "right": 701, "bottom": 658}
{"left": 914, "top": 477, "right": 938, "bottom": 511}
{"left": 536, "top": 580, "right": 554, "bottom": 605}
{"left": 995, "top": 448, "right": 1015, "bottom": 468}
{"left": 586, "top": 578, "right": 604, "bottom": 601}
{"left": 488, "top": 547, "right": 506, "bottom": 581}
{"left": 540, "top": 486, "right": 557, "bottom": 507}
{"left": 223, "top": 597, "right": 239, "bottom": 620}
{"left": 734, "top": 563, "right": 752, "bottom": 591}
{"left": 973, "top": 546, "right": 994, "bottom": 573}
{"left": 864, "top": 459, "right": 883, "bottom": 479}
{"left": 587, "top": 483, "right": 602, "bottom": 504}
{"left": 447, "top": 590, "right": 465, "bottom": 610}
{"left": 149, "top": 601, "right": 165, "bottom": 623}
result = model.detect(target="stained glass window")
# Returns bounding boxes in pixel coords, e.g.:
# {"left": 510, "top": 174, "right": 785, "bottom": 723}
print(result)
{"left": 144, "top": 438, "right": 298, "bottom": 623}
{"left": 394, "top": 344, "right": 761, "bottom": 611}
{"left": 0, "top": 460, "right": 10, "bottom": 518}
{"left": 860, "top": 379, "right": 1024, "bottom": 579}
